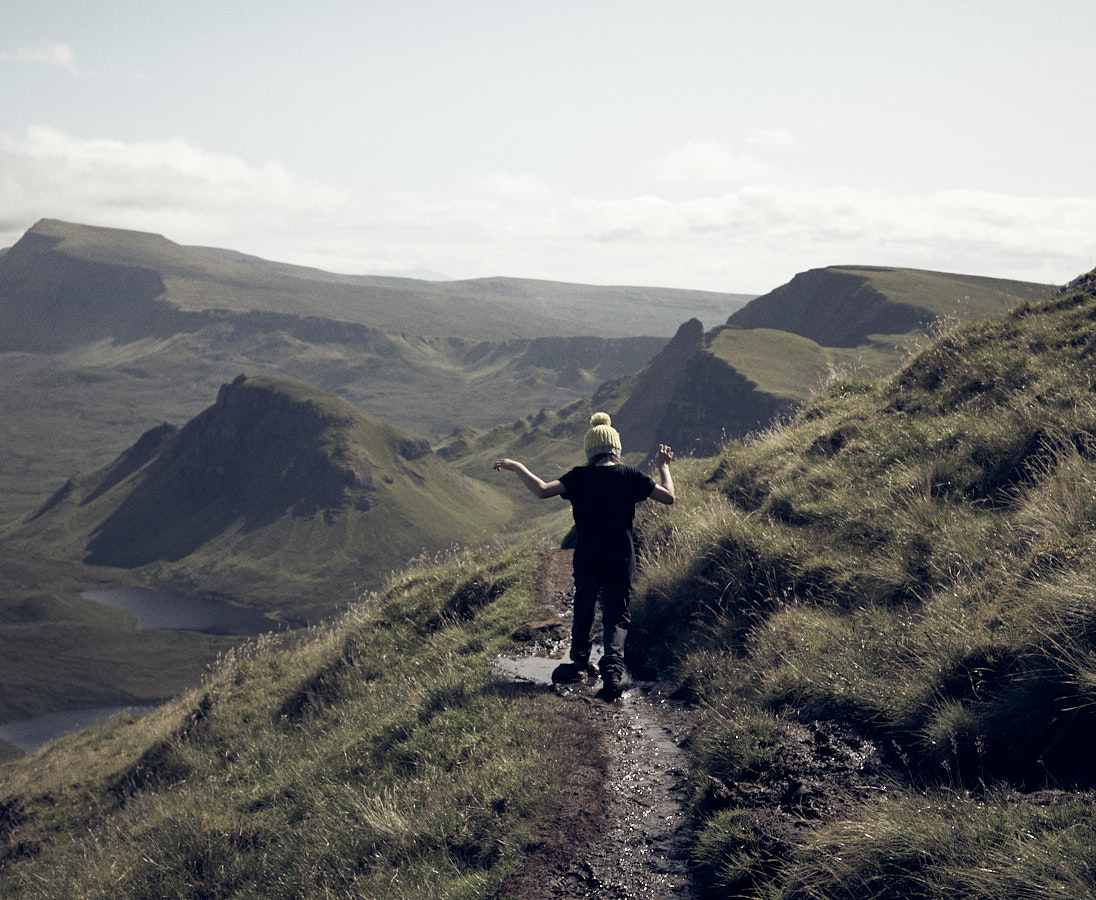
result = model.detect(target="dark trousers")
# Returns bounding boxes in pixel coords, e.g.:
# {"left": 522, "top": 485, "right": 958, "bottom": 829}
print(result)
{"left": 569, "top": 573, "right": 631, "bottom": 681}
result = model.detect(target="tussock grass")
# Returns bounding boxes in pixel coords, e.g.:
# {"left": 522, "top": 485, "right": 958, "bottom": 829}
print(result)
{"left": 3, "top": 262, "right": 1093, "bottom": 896}
{"left": 772, "top": 792, "right": 1096, "bottom": 900}
{"left": 0, "top": 544, "right": 590, "bottom": 899}
{"left": 629, "top": 279, "right": 1096, "bottom": 896}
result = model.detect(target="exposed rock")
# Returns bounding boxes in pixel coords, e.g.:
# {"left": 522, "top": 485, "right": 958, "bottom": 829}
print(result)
{"left": 727, "top": 268, "right": 932, "bottom": 347}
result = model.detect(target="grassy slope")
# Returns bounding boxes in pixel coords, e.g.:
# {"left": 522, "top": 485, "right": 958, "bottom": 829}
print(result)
{"left": 0, "top": 375, "right": 520, "bottom": 726}
{"left": 0, "top": 554, "right": 236, "bottom": 728}
{"left": 0, "top": 546, "right": 598, "bottom": 899}
{"left": 628, "top": 274, "right": 1096, "bottom": 896}
{"left": 834, "top": 265, "right": 1053, "bottom": 319}
{"left": 708, "top": 266, "right": 1059, "bottom": 404}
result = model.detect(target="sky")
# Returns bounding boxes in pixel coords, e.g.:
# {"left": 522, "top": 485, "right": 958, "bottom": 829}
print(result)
{"left": 1, "top": 1, "right": 1094, "bottom": 294}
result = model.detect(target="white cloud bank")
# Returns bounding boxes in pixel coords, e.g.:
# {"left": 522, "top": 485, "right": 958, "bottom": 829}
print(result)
{"left": 0, "top": 41, "right": 77, "bottom": 71}
{"left": 1, "top": 128, "right": 1092, "bottom": 293}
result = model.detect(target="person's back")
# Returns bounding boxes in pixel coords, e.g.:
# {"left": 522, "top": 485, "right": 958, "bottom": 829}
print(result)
{"left": 493, "top": 412, "right": 674, "bottom": 700}
{"left": 560, "top": 462, "right": 654, "bottom": 580}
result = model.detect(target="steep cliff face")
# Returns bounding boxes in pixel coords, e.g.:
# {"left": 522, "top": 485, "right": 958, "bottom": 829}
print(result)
{"left": 603, "top": 318, "right": 796, "bottom": 457}
{"left": 656, "top": 351, "right": 793, "bottom": 456}
{"left": 12, "top": 375, "right": 512, "bottom": 598}
{"left": 84, "top": 375, "right": 378, "bottom": 566}
{"left": 607, "top": 318, "right": 705, "bottom": 456}
{"left": 0, "top": 229, "right": 176, "bottom": 351}
{"left": 727, "top": 267, "right": 932, "bottom": 347}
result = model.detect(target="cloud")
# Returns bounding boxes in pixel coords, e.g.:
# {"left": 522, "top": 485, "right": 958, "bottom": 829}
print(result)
{"left": 0, "top": 41, "right": 77, "bottom": 72}
{"left": 459, "top": 171, "right": 556, "bottom": 205}
{"left": 744, "top": 127, "right": 794, "bottom": 147}
{"left": 0, "top": 126, "right": 345, "bottom": 249}
{"left": 643, "top": 141, "right": 778, "bottom": 189}
{"left": 1, "top": 126, "right": 1092, "bottom": 293}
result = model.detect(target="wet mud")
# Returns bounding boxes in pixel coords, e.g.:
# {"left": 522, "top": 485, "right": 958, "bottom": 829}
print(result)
{"left": 494, "top": 549, "right": 700, "bottom": 899}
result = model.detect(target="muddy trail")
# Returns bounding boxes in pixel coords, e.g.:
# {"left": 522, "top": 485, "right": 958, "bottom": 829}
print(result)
{"left": 493, "top": 549, "right": 905, "bottom": 900}
{"left": 494, "top": 549, "right": 698, "bottom": 899}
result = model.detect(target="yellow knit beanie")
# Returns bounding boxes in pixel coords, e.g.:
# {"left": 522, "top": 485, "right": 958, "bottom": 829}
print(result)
{"left": 583, "top": 412, "right": 622, "bottom": 459}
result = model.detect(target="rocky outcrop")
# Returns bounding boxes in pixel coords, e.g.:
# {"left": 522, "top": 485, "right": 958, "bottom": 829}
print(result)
{"left": 605, "top": 319, "right": 705, "bottom": 456}
{"left": 603, "top": 319, "right": 793, "bottom": 457}
{"left": 84, "top": 376, "right": 378, "bottom": 566}
{"left": 728, "top": 268, "right": 932, "bottom": 347}
{"left": 654, "top": 351, "right": 794, "bottom": 456}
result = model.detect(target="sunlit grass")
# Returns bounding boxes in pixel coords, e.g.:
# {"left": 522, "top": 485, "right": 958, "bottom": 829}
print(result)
{"left": 630, "top": 281, "right": 1096, "bottom": 896}
{"left": 0, "top": 544, "right": 592, "bottom": 899}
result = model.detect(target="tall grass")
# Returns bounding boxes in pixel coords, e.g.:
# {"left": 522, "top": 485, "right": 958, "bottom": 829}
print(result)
{"left": 630, "top": 281, "right": 1096, "bottom": 896}
{"left": 0, "top": 544, "right": 591, "bottom": 899}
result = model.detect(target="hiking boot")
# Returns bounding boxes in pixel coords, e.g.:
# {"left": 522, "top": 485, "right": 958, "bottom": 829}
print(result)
{"left": 551, "top": 662, "right": 599, "bottom": 684}
{"left": 596, "top": 678, "right": 624, "bottom": 702}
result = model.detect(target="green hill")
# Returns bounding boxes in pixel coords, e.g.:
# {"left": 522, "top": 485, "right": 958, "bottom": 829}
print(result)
{"left": 9, "top": 374, "right": 509, "bottom": 613}
{"left": 447, "top": 258, "right": 1057, "bottom": 471}
{"left": 4, "top": 271, "right": 1096, "bottom": 896}
{"left": 0, "top": 375, "right": 514, "bottom": 725}
{"left": 727, "top": 264, "right": 1054, "bottom": 346}
{"left": 0, "top": 365, "right": 644, "bottom": 731}
{"left": 598, "top": 266, "right": 1059, "bottom": 457}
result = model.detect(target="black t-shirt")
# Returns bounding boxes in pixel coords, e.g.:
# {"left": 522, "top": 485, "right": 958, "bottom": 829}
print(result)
{"left": 559, "top": 464, "right": 656, "bottom": 580}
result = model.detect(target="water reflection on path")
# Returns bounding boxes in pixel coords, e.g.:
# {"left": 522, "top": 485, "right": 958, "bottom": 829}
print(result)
{"left": 494, "top": 649, "right": 699, "bottom": 898}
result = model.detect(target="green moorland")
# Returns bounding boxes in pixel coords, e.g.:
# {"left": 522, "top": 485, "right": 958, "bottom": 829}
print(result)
{"left": 627, "top": 272, "right": 1096, "bottom": 896}
{"left": 831, "top": 264, "right": 1049, "bottom": 320}
{"left": 0, "top": 545, "right": 603, "bottom": 899}
{"left": 5, "top": 275, "right": 1096, "bottom": 896}
{"left": 0, "top": 374, "right": 519, "bottom": 729}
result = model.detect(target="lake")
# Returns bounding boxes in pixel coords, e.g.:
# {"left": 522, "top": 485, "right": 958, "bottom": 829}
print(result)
{"left": 81, "top": 586, "right": 278, "bottom": 635}
{"left": 0, "top": 704, "right": 160, "bottom": 754}
{"left": 0, "top": 588, "right": 279, "bottom": 754}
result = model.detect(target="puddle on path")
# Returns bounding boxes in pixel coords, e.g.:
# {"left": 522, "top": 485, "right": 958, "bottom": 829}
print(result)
{"left": 495, "top": 648, "right": 699, "bottom": 899}
{"left": 494, "top": 654, "right": 560, "bottom": 685}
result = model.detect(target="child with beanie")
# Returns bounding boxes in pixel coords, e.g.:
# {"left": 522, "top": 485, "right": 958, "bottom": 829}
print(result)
{"left": 494, "top": 412, "right": 674, "bottom": 701}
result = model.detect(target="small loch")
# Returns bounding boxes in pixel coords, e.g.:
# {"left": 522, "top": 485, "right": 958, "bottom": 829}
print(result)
{"left": 81, "top": 587, "right": 278, "bottom": 635}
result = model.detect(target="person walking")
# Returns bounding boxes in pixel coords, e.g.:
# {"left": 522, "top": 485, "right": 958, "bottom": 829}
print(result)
{"left": 493, "top": 412, "right": 675, "bottom": 700}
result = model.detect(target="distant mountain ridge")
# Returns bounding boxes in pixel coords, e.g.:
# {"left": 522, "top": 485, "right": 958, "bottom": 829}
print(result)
{"left": 0, "top": 219, "right": 706, "bottom": 522}
{"left": 2, "top": 219, "right": 753, "bottom": 342}
{"left": 446, "top": 266, "right": 1059, "bottom": 464}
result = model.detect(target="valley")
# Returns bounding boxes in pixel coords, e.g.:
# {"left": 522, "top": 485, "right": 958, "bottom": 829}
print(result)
{"left": 0, "top": 220, "right": 1057, "bottom": 735}
{"left": 4, "top": 217, "right": 1089, "bottom": 899}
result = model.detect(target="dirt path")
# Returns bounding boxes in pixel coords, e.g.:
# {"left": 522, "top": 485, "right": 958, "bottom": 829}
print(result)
{"left": 495, "top": 549, "right": 700, "bottom": 899}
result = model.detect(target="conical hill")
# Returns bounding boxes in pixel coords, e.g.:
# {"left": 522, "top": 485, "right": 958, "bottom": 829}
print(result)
{"left": 14, "top": 375, "right": 512, "bottom": 614}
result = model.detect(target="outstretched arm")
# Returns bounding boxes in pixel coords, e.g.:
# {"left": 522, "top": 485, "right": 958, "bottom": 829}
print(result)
{"left": 493, "top": 458, "right": 565, "bottom": 499}
{"left": 650, "top": 444, "right": 675, "bottom": 504}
